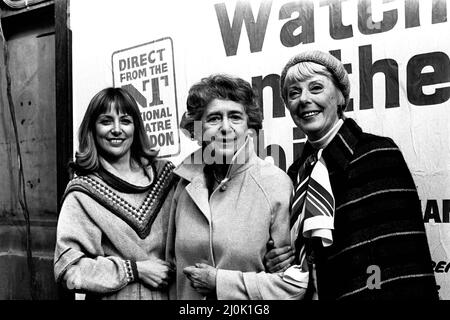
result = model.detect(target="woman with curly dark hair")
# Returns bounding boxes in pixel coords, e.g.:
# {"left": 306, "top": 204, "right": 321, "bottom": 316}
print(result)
{"left": 166, "top": 74, "right": 307, "bottom": 300}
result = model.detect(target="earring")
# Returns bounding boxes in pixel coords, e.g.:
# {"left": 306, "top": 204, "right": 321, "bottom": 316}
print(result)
{"left": 247, "top": 128, "right": 257, "bottom": 138}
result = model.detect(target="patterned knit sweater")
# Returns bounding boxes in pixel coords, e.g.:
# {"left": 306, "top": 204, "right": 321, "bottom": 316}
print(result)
{"left": 288, "top": 118, "right": 438, "bottom": 300}
{"left": 54, "top": 159, "right": 176, "bottom": 300}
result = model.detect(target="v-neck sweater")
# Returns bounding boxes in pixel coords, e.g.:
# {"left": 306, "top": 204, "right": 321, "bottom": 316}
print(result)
{"left": 54, "top": 159, "right": 176, "bottom": 300}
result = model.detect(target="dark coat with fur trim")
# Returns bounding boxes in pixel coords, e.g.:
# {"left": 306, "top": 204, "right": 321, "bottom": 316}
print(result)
{"left": 288, "top": 118, "right": 438, "bottom": 300}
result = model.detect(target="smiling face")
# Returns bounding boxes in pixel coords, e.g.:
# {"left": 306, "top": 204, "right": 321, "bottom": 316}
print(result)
{"left": 284, "top": 64, "right": 344, "bottom": 140}
{"left": 95, "top": 106, "right": 135, "bottom": 163}
{"left": 200, "top": 99, "right": 249, "bottom": 161}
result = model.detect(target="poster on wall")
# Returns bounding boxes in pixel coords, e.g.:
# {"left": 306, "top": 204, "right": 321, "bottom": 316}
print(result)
{"left": 71, "top": 0, "right": 450, "bottom": 299}
{"left": 112, "top": 37, "right": 180, "bottom": 157}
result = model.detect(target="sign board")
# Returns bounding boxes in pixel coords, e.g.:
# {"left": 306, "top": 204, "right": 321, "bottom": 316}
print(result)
{"left": 112, "top": 37, "right": 180, "bottom": 157}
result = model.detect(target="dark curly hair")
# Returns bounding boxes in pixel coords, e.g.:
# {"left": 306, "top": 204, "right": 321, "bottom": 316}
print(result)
{"left": 180, "top": 74, "right": 263, "bottom": 139}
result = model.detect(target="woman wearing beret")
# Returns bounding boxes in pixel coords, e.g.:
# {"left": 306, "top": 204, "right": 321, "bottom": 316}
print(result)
{"left": 265, "top": 50, "right": 438, "bottom": 300}
{"left": 166, "top": 74, "right": 307, "bottom": 300}
{"left": 54, "top": 87, "right": 176, "bottom": 299}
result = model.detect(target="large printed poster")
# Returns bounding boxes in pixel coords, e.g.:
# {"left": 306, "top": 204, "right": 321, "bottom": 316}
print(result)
{"left": 71, "top": 0, "right": 450, "bottom": 298}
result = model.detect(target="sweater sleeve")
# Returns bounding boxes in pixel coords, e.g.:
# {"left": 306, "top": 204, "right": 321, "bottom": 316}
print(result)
{"left": 216, "top": 170, "right": 307, "bottom": 300}
{"left": 54, "top": 192, "right": 130, "bottom": 293}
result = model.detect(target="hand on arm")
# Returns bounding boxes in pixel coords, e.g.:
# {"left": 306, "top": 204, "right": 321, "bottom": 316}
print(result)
{"left": 264, "top": 240, "right": 295, "bottom": 273}
{"left": 136, "top": 258, "right": 175, "bottom": 289}
{"left": 183, "top": 263, "right": 217, "bottom": 295}
{"left": 63, "top": 265, "right": 83, "bottom": 290}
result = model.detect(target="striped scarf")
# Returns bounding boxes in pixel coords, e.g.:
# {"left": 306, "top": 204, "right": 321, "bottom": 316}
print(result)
{"left": 290, "top": 149, "right": 335, "bottom": 266}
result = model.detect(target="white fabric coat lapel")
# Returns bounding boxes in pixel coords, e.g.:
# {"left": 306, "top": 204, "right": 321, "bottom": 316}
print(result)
{"left": 185, "top": 173, "right": 211, "bottom": 223}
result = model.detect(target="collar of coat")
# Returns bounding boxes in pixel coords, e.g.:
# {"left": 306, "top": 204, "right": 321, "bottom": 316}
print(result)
{"left": 288, "top": 117, "right": 362, "bottom": 180}
{"left": 174, "top": 136, "right": 258, "bottom": 183}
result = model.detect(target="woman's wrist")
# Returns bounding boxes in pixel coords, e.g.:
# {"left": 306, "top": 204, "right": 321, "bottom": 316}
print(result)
{"left": 124, "top": 260, "right": 139, "bottom": 283}
{"left": 130, "top": 260, "right": 139, "bottom": 281}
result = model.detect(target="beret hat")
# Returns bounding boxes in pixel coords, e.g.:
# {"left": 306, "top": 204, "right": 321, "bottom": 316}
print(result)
{"left": 280, "top": 50, "right": 350, "bottom": 109}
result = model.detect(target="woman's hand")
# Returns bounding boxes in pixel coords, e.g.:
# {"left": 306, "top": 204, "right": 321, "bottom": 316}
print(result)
{"left": 64, "top": 265, "right": 83, "bottom": 290}
{"left": 183, "top": 263, "right": 217, "bottom": 295}
{"left": 264, "top": 240, "right": 295, "bottom": 273}
{"left": 136, "top": 258, "right": 175, "bottom": 289}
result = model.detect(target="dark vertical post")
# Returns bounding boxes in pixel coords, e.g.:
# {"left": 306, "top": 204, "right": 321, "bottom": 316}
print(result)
{"left": 55, "top": 0, "right": 72, "bottom": 211}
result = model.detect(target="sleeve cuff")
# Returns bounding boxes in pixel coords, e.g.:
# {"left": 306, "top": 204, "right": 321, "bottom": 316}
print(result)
{"left": 242, "top": 272, "right": 263, "bottom": 300}
{"left": 216, "top": 269, "right": 240, "bottom": 300}
{"left": 124, "top": 260, "right": 139, "bottom": 283}
{"left": 216, "top": 269, "right": 261, "bottom": 300}
{"left": 54, "top": 248, "right": 85, "bottom": 283}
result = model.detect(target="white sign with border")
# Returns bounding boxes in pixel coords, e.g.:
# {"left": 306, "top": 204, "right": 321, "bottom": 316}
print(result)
{"left": 112, "top": 37, "right": 180, "bottom": 158}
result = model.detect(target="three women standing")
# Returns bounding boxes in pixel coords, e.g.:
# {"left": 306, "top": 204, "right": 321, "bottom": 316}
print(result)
{"left": 55, "top": 56, "right": 438, "bottom": 300}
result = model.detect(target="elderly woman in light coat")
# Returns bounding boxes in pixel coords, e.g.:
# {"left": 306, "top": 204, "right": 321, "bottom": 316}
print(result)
{"left": 166, "top": 74, "right": 307, "bottom": 300}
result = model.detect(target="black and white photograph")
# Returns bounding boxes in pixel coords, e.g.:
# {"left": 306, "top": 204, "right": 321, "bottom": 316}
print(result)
{"left": 0, "top": 0, "right": 448, "bottom": 314}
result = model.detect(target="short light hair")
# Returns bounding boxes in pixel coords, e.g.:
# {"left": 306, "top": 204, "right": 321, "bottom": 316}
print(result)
{"left": 283, "top": 62, "right": 346, "bottom": 117}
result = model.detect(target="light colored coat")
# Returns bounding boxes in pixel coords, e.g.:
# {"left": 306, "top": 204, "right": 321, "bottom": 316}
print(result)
{"left": 166, "top": 141, "right": 306, "bottom": 300}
